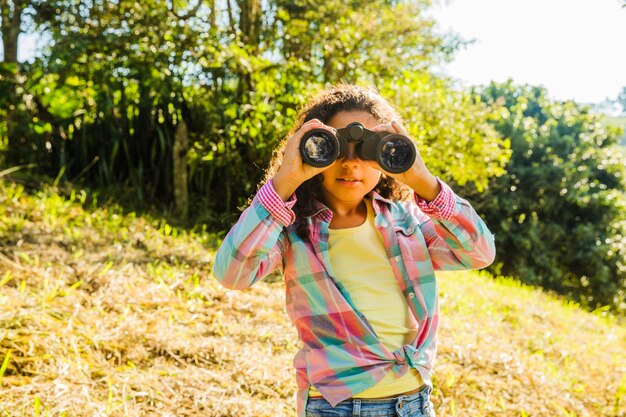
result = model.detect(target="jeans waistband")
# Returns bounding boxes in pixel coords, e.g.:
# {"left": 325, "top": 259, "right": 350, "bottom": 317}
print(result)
{"left": 309, "top": 384, "right": 431, "bottom": 405}
{"left": 353, "top": 384, "right": 430, "bottom": 404}
{"left": 306, "top": 385, "right": 433, "bottom": 416}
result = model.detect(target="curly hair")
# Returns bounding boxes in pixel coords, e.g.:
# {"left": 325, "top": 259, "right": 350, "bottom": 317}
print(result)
{"left": 263, "top": 83, "right": 412, "bottom": 239}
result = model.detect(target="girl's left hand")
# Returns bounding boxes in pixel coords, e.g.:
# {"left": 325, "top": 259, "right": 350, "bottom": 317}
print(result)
{"left": 368, "top": 120, "right": 441, "bottom": 202}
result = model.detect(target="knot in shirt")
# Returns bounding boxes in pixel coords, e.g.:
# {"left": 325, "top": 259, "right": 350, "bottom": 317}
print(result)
{"left": 392, "top": 345, "right": 418, "bottom": 368}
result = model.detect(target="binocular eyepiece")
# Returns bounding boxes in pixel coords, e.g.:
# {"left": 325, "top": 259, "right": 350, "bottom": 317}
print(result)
{"left": 299, "top": 122, "right": 416, "bottom": 174}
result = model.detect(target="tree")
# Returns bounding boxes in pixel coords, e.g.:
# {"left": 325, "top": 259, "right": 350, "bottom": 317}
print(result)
{"left": 464, "top": 81, "right": 626, "bottom": 312}
{"left": 0, "top": 0, "right": 29, "bottom": 63}
{"left": 2, "top": 0, "right": 510, "bottom": 227}
{"left": 0, "top": 0, "right": 35, "bottom": 160}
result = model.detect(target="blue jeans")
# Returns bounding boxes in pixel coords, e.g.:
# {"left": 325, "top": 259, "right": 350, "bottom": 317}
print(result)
{"left": 305, "top": 386, "right": 436, "bottom": 417}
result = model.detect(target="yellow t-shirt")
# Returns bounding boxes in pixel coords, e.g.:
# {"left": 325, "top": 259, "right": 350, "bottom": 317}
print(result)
{"left": 308, "top": 198, "right": 423, "bottom": 398}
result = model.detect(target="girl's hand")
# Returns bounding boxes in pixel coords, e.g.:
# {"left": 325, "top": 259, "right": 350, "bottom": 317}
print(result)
{"left": 368, "top": 120, "right": 441, "bottom": 202}
{"left": 273, "top": 119, "right": 335, "bottom": 201}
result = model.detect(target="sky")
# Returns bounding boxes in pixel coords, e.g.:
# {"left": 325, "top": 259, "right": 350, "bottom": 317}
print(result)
{"left": 428, "top": 0, "right": 626, "bottom": 104}
{"left": 13, "top": 0, "right": 626, "bottom": 105}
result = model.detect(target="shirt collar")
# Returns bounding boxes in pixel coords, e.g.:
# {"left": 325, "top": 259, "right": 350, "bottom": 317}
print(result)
{"left": 303, "top": 191, "right": 393, "bottom": 223}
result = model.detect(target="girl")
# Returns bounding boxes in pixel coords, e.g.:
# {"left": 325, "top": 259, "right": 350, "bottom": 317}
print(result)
{"left": 213, "top": 84, "right": 495, "bottom": 417}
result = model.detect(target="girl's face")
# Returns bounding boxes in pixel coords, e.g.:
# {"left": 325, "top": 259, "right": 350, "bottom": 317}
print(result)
{"left": 320, "top": 110, "right": 383, "bottom": 209}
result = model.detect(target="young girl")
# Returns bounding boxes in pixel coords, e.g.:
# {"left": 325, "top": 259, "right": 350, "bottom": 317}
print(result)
{"left": 213, "top": 84, "right": 495, "bottom": 417}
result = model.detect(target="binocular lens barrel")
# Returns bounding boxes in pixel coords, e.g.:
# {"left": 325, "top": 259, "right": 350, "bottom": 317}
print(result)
{"left": 299, "top": 130, "right": 339, "bottom": 167}
{"left": 299, "top": 124, "right": 416, "bottom": 173}
{"left": 378, "top": 137, "right": 416, "bottom": 173}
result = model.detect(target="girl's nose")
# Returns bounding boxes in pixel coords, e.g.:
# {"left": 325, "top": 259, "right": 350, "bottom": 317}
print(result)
{"left": 341, "top": 143, "right": 360, "bottom": 165}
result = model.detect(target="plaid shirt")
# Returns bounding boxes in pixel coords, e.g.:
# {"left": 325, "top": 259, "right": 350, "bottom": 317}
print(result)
{"left": 213, "top": 178, "right": 495, "bottom": 416}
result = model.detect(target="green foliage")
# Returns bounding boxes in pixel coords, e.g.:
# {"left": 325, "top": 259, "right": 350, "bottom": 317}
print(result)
{"left": 379, "top": 72, "right": 510, "bottom": 191}
{"left": 5, "top": 1, "right": 624, "bottom": 312}
{"left": 463, "top": 81, "right": 626, "bottom": 312}
{"left": 0, "top": 64, "right": 16, "bottom": 159}
{"left": 603, "top": 115, "right": 626, "bottom": 146}
{"left": 2, "top": 0, "right": 509, "bottom": 228}
{"left": 0, "top": 63, "right": 19, "bottom": 107}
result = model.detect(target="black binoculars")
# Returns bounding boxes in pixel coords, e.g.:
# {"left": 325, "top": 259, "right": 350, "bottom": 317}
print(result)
{"left": 299, "top": 122, "right": 416, "bottom": 174}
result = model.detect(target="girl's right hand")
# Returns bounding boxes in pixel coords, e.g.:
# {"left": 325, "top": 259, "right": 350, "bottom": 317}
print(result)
{"left": 272, "top": 119, "right": 335, "bottom": 201}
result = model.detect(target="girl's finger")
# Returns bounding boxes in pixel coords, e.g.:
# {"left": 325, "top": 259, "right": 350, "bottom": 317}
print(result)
{"left": 299, "top": 123, "right": 336, "bottom": 137}
{"left": 371, "top": 122, "right": 393, "bottom": 133}
{"left": 303, "top": 118, "right": 325, "bottom": 126}
{"left": 392, "top": 120, "right": 408, "bottom": 134}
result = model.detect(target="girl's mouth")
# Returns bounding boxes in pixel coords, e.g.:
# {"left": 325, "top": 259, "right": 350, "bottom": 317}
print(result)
{"left": 337, "top": 178, "right": 361, "bottom": 186}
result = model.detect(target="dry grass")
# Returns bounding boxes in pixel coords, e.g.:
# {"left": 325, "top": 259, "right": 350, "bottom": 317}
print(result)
{"left": 436, "top": 271, "right": 626, "bottom": 417}
{"left": 0, "top": 179, "right": 625, "bottom": 417}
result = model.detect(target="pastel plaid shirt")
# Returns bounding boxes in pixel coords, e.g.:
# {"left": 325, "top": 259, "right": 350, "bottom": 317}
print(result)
{"left": 213, "top": 178, "right": 495, "bottom": 416}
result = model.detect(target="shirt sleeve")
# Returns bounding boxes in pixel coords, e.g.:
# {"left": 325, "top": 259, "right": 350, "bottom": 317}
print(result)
{"left": 411, "top": 178, "right": 496, "bottom": 271}
{"left": 257, "top": 179, "right": 297, "bottom": 227}
{"left": 413, "top": 178, "right": 455, "bottom": 221}
{"left": 213, "top": 180, "right": 291, "bottom": 290}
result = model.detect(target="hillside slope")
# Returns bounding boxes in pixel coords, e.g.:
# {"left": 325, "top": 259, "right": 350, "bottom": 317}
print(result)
{"left": 0, "top": 180, "right": 624, "bottom": 417}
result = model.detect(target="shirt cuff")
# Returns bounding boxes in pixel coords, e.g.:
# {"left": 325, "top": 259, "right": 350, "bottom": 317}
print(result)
{"left": 414, "top": 178, "right": 455, "bottom": 221}
{"left": 256, "top": 179, "right": 297, "bottom": 226}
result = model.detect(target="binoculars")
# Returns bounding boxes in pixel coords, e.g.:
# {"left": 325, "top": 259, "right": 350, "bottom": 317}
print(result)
{"left": 299, "top": 122, "right": 416, "bottom": 174}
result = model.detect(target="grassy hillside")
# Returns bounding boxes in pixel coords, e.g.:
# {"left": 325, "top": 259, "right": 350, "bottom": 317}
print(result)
{"left": 1, "top": 179, "right": 625, "bottom": 417}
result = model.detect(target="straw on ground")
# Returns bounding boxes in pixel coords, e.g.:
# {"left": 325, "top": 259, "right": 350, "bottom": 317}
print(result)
{"left": 0, "top": 180, "right": 625, "bottom": 416}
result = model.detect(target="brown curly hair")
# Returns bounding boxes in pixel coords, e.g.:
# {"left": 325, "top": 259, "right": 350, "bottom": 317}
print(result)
{"left": 263, "top": 83, "right": 412, "bottom": 239}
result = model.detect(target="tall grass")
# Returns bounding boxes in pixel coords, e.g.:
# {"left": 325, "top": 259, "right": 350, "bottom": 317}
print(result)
{"left": 0, "top": 179, "right": 625, "bottom": 416}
